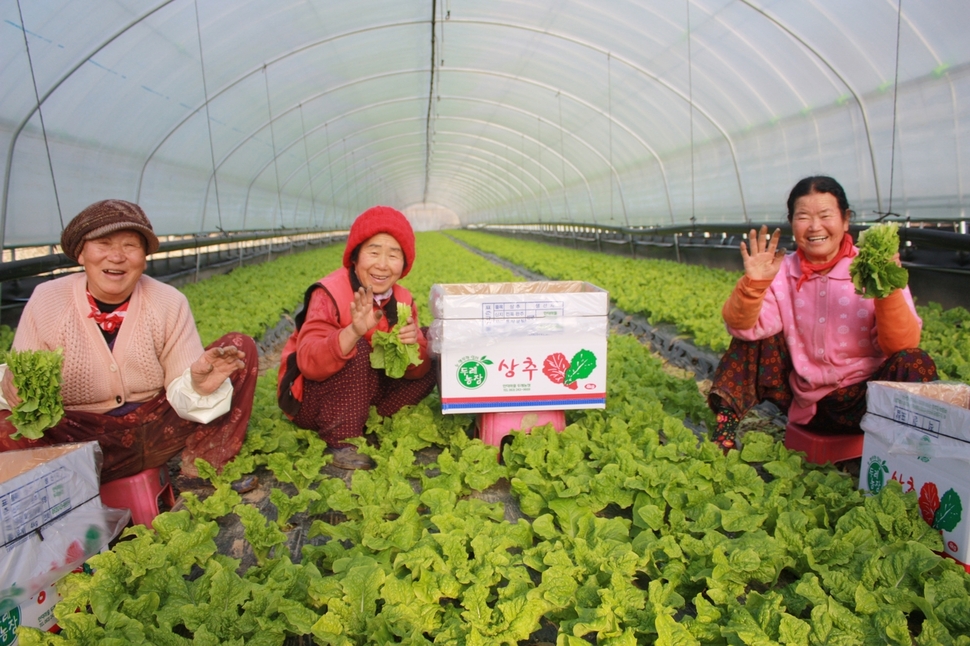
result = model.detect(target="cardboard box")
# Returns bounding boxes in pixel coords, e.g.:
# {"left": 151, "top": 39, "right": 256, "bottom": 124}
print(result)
{"left": 428, "top": 281, "right": 609, "bottom": 414}
{"left": 0, "top": 443, "right": 129, "bottom": 613}
{"left": 0, "top": 578, "right": 61, "bottom": 646}
{"left": 860, "top": 381, "right": 970, "bottom": 571}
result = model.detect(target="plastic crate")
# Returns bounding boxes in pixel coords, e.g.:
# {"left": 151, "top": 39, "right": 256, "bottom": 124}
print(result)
{"left": 99, "top": 466, "right": 176, "bottom": 528}
{"left": 477, "top": 410, "right": 566, "bottom": 450}
{"left": 784, "top": 422, "right": 864, "bottom": 465}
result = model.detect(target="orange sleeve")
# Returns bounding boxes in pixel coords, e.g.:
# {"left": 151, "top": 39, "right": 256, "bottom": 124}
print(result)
{"left": 875, "top": 289, "right": 921, "bottom": 354}
{"left": 722, "top": 276, "right": 773, "bottom": 330}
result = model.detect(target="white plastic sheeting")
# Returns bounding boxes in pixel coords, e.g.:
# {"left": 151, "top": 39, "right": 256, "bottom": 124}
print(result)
{"left": 1, "top": 0, "right": 968, "bottom": 247}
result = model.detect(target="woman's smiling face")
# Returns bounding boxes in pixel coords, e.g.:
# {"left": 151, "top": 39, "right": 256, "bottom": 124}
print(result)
{"left": 353, "top": 233, "right": 405, "bottom": 293}
{"left": 77, "top": 230, "right": 147, "bottom": 303}
{"left": 791, "top": 191, "right": 849, "bottom": 263}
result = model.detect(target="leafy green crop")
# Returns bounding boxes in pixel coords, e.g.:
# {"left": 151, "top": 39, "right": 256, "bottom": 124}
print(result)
{"left": 450, "top": 229, "right": 739, "bottom": 351}
{"left": 0, "top": 324, "right": 14, "bottom": 357}
{"left": 20, "top": 232, "right": 970, "bottom": 646}
{"left": 370, "top": 302, "right": 423, "bottom": 378}
{"left": 850, "top": 223, "right": 909, "bottom": 298}
{"left": 6, "top": 347, "right": 64, "bottom": 440}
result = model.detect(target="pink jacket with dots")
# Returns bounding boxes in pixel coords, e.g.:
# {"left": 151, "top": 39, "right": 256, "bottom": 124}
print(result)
{"left": 725, "top": 252, "right": 921, "bottom": 424}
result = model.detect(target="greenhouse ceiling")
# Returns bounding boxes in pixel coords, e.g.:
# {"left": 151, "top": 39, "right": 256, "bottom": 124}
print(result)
{"left": 1, "top": 0, "right": 968, "bottom": 246}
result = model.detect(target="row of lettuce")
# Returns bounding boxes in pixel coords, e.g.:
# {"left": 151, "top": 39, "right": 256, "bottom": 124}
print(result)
{"left": 449, "top": 230, "right": 970, "bottom": 384}
{"left": 18, "top": 231, "right": 970, "bottom": 645}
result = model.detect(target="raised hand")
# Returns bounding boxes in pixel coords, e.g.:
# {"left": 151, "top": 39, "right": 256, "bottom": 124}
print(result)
{"left": 190, "top": 345, "right": 245, "bottom": 396}
{"left": 740, "top": 225, "right": 785, "bottom": 282}
{"left": 349, "top": 286, "right": 382, "bottom": 337}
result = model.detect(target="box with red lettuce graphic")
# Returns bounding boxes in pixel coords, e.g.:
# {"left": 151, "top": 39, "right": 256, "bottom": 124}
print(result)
{"left": 860, "top": 381, "right": 970, "bottom": 572}
{"left": 428, "top": 281, "right": 608, "bottom": 413}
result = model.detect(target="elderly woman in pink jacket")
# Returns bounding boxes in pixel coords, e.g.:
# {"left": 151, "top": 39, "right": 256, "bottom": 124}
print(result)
{"left": 708, "top": 176, "right": 938, "bottom": 452}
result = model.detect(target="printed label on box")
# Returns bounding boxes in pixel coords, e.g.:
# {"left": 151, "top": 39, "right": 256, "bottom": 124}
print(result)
{"left": 443, "top": 345, "right": 606, "bottom": 412}
{"left": 482, "top": 301, "right": 564, "bottom": 320}
{"left": 0, "top": 467, "right": 73, "bottom": 548}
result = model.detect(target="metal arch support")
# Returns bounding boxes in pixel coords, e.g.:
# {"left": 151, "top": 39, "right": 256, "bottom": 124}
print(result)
{"left": 238, "top": 117, "right": 425, "bottom": 223}
{"left": 444, "top": 18, "right": 746, "bottom": 221}
{"left": 1, "top": 0, "right": 178, "bottom": 253}
{"left": 276, "top": 125, "right": 532, "bottom": 209}
{"left": 297, "top": 141, "right": 520, "bottom": 219}
{"left": 288, "top": 139, "right": 531, "bottom": 220}
{"left": 738, "top": 0, "right": 884, "bottom": 214}
{"left": 326, "top": 159, "right": 488, "bottom": 216}
{"left": 440, "top": 96, "right": 601, "bottom": 220}
{"left": 244, "top": 122, "right": 539, "bottom": 222}
{"left": 327, "top": 142, "right": 536, "bottom": 214}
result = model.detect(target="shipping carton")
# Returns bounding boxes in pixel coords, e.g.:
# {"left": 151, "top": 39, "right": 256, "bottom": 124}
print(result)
{"left": 860, "top": 381, "right": 970, "bottom": 571}
{"left": 428, "top": 281, "right": 609, "bottom": 413}
{"left": 0, "top": 442, "right": 129, "bottom": 613}
{"left": 0, "top": 578, "right": 61, "bottom": 646}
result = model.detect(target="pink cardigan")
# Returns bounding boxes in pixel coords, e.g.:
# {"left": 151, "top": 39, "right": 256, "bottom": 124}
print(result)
{"left": 13, "top": 272, "right": 203, "bottom": 414}
{"left": 726, "top": 253, "right": 921, "bottom": 424}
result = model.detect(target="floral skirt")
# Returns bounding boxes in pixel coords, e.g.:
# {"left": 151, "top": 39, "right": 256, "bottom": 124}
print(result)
{"left": 292, "top": 336, "right": 437, "bottom": 447}
{"left": 0, "top": 333, "right": 258, "bottom": 482}
{"left": 708, "top": 333, "right": 938, "bottom": 434}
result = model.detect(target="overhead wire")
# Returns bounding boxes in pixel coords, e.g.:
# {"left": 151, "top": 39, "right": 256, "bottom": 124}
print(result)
{"left": 193, "top": 0, "right": 224, "bottom": 232}
{"left": 423, "top": 0, "right": 439, "bottom": 204}
{"left": 263, "top": 65, "right": 285, "bottom": 228}
{"left": 14, "top": 0, "right": 64, "bottom": 230}
{"left": 687, "top": 0, "right": 696, "bottom": 230}
{"left": 877, "top": 0, "right": 904, "bottom": 222}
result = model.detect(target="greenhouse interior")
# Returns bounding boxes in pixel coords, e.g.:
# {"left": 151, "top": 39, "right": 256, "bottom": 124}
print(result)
{"left": 2, "top": 1, "right": 970, "bottom": 644}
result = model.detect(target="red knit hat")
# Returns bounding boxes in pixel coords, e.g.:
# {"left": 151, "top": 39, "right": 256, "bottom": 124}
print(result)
{"left": 343, "top": 206, "right": 416, "bottom": 277}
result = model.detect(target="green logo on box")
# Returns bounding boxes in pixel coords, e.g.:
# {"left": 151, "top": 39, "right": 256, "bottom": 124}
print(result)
{"left": 866, "top": 456, "right": 888, "bottom": 494}
{"left": 0, "top": 606, "right": 21, "bottom": 646}
{"left": 456, "top": 356, "right": 492, "bottom": 389}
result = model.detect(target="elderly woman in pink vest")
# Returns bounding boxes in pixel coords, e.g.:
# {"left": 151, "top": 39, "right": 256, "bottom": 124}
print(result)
{"left": 277, "top": 206, "right": 436, "bottom": 469}
{"left": 0, "top": 200, "right": 257, "bottom": 483}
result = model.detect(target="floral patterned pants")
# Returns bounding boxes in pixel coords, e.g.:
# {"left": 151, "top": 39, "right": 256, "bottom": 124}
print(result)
{"left": 0, "top": 333, "right": 258, "bottom": 482}
{"left": 707, "top": 333, "right": 938, "bottom": 434}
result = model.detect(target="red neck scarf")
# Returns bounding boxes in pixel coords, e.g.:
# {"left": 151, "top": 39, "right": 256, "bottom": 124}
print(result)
{"left": 86, "top": 290, "right": 129, "bottom": 334}
{"left": 795, "top": 233, "right": 856, "bottom": 291}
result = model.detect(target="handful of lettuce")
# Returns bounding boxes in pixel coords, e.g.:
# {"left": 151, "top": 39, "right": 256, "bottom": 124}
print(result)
{"left": 370, "top": 302, "right": 423, "bottom": 379}
{"left": 849, "top": 222, "right": 909, "bottom": 299}
{"left": 6, "top": 347, "right": 65, "bottom": 440}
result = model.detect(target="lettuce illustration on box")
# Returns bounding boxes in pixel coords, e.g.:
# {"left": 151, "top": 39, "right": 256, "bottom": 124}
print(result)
{"left": 542, "top": 349, "right": 597, "bottom": 390}
{"left": 919, "top": 482, "right": 964, "bottom": 533}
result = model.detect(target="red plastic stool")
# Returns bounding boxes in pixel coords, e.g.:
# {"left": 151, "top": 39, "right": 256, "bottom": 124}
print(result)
{"left": 478, "top": 410, "right": 566, "bottom": 452}
{"left": 99, "top": 467, "right": 176, "bottom": 527}
{"left": 783, "top": 422, "right": 864, "bottom": 465}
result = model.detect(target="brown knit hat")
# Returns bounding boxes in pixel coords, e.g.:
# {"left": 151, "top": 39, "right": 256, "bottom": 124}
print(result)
{"left": 60, "top": 199, "right": 160, "bottom": 262}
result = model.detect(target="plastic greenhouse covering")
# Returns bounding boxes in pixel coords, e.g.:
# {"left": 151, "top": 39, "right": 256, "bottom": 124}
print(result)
{"left": 2, "top": 0, "right": 969, "bottom": 249}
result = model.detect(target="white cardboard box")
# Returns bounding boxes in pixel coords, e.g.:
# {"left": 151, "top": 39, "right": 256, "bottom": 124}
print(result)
{"left": 860, "top": 381, "right": 970, "bottom": 571}
{"left": 0, "top": 578, "right": 61, "bottom": 646}
{"left": 428, "top": 281, "right": 609, "bottom": 414}
{"left": 0, "top": 442, "right": 129, "bottom": 613}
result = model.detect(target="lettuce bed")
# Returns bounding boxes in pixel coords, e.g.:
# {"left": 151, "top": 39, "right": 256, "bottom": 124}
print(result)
{"left": 16, "top": 232, "right": 970, "bottom": 645}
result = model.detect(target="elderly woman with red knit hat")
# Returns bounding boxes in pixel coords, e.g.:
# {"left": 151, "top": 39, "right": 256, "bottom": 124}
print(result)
{"left": 0, "top": 200, "right": 258, "bottom": 483}
{"left": 277, "top": 206, "right": 436, "bottom": 469}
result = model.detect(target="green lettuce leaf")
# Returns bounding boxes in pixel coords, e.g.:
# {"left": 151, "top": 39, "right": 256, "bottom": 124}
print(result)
{"left": 6, "top": 347, "right": 65, "bottom": 440}
{"left": 849, "top": 223, "right": 909, "bottom": 299}
{"left": 370, "top": 302, "right": 423, "bottom": 378}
